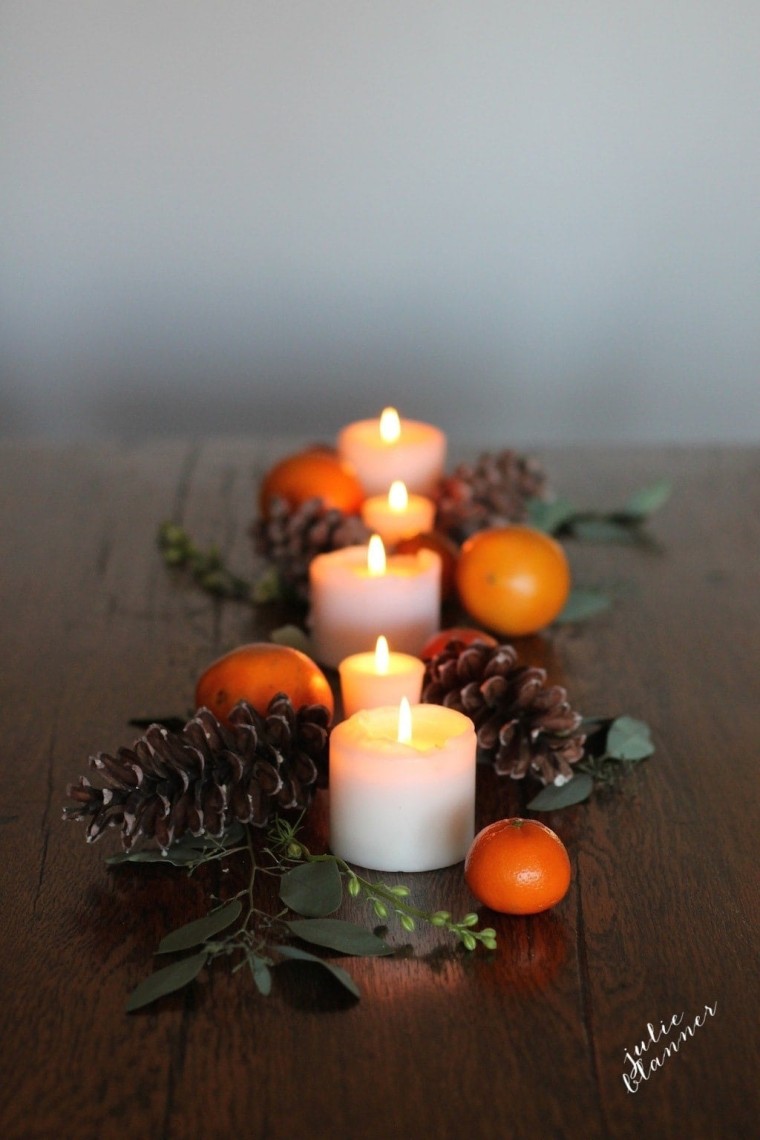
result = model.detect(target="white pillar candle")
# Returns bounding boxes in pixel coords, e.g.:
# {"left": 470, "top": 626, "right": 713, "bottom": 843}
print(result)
{"left": 337, "top": 406, "right": 447, "bottom": 496}
{"left": 360, "top": 480, "right": 436, "bottom": 547}
{"left": 338, "top": 636, "right": 426, "bottom": 718}
{"left": 309, "top": 537, "right": 441, "bottom": 668}
{"left": 329, "top": 701, "right": 477, "bottom": 871}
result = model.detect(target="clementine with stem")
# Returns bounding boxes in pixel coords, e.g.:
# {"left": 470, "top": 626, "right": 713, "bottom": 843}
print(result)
{"left": 464, "top": 817, "right": 571, "bottom": 914}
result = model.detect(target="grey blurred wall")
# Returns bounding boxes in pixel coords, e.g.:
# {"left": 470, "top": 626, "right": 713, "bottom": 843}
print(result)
{"left": 1, "top": 1, "right": 759, "bottom": 445}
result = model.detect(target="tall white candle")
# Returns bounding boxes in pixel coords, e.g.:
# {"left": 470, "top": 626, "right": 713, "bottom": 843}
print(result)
{"left": 337, "top": 407, "right": 447, "bottom": 496}
{"left": 360, "top": 480, "right": 436, "bottom": 547}
{"left": 309, "top": 538, "right": 441, "bottom": 668}
{"left": 338, "top": 636, "right": 426, "bottom": 718}
{"left": 329, "top": 701, "right": 477, "bottom": 871}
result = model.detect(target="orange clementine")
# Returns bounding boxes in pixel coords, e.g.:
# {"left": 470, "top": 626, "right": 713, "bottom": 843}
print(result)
{"left": 195, "top": 643, "right": 334, "bottom": 725}
{"left": 259, "top": 447, "right": 364, "bottom": 518}
{"left": 419, "top": 626, "right": 498, "bottom": 660}
{"left": 464, "top": 818, "right": 571, "bottom": 914}
{"left": 456, "top": 525, "right": 570, "bottom": 636}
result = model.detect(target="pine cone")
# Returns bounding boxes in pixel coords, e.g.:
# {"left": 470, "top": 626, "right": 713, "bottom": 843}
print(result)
{"left": 253, "top": 496, "right": 371, "bottom": 602}
{"left": 63, "top": 697, "right": 331, "bottom": 851}
{"left": 434, "top": 450, "right": 548, "bottom": 543}
{"left": 421, "top": 640, "right": 585, "bottom": 784}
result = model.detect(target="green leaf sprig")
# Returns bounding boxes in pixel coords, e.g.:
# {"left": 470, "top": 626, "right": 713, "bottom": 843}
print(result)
{"left": 526, "top": 715, "right": 654, "bottom": 812}
{"left": 157, "top": 521, "right": 253, "bottom": 601}
{"left": 270, "top": 817, "right": 497, "bottom": 953}
{"left": 113, "top": 815, "right": 495, "bottom": 1013}
{"left": 527, "top": 480, "right": 672, "bottom": 544}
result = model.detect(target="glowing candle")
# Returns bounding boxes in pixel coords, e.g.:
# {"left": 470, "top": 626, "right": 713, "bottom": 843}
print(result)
{"left": 360, "top": 480, "right": 436, "bottom": 547}
{"left": 309, "top": 537, "right": 441, "bottom": 668}
{"left": 338, "top": 635, "right": 426, "bottom": 718}
{"left": 329, "top": 700, "right": 477, "bottom": 871}
{"left": 337, "top": 406, "right": 447, "bottom": 496}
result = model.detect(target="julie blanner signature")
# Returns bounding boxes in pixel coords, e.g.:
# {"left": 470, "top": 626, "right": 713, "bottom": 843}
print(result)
{"left": 622, "top": 1001, "right": 718, "bottom": 1092}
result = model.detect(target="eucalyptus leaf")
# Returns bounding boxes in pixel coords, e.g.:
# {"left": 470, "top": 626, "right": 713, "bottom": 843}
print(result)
{"left": 156, "top": 899, "right": 242, "bottom": 954}
{"left": 175, "top": 821, "right": 247, "bottom": 850}
{"left": 273, "top": 945, "right": 361, "bottom": 999}
{"left": 106, "top": 848, "right": 201, "bottom": 867}
{"left": 621, "top": 480, "right": 672, "bottom": 520}
{"left": 527, "top": 773, "right": 594, "bottom": 811}
{"left": 125, "top": 952, "right": 208, "bottom": 1013}
{"left": 526, "top": 496, "right": 577, "bottom": 534}
{"left": 279, "top": 859, "right": 343, "bottom": 917}
{"left": 248, "top": 955, "right": 273, "bottom": 996}
{"left": 571, "top": 519, "right": 637, "bottom": 543}
{"left": 554, "top": 588, "right": 611, "bottom": 624}
{"left": 251, "top": 565, "right": 284, "bottom": 603}
{"left": 606, "top": 716, "right": 655, "bottom": 760}
{"left": 270, "top": 623, "right": 314, "bottom": 655}
{"left": 285, "top": 918, "right": 393, "bottom": 957}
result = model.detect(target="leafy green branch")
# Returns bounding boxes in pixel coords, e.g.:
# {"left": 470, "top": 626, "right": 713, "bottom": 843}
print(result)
{"left": 528, "top": 479, "right": 672, "bottom": 544}
{"left": 526, "top": 716, "right": 655, "bottom": 812}
{"left": 268, "top": 817, "right": 496, "bottom": 952}
{"left": 157, "top": 521, "right": 253, "bottom": 601}
{"left": 111, "top": 815, "right": 495, "bottom": 1013}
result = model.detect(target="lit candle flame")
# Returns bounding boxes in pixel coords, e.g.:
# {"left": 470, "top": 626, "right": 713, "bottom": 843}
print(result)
{"left": 374, "top": 635, "right": 389, "bottom": 675}
{"left": 397, "top": 696, "right": 413, "bottom": 744}
{"left": 387, "top": 480, "right": 408, "bottom": 512}
{"left": 379, "top": 407, "right": 401, "bottom": 444}
{"left": 367, "top": 534, "right": 386, "bottom": 576}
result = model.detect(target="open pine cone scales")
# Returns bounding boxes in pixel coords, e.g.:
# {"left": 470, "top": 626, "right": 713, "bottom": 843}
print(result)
{"left": 421, "top": 640, "right": 586, "bottom": 784}
{"left": 434, "top": 449, "right": 548, "bottom": 543}
{"left": 254, "top": 495, "right": 370, "bottom": 602}
{"left": 64, "top": 697, "right": 331, "bottom": 851}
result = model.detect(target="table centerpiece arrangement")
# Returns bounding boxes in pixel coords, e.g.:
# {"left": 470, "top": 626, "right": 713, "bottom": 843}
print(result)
{"left": 64, "top": 407, "right": 667, "bottom": 1011}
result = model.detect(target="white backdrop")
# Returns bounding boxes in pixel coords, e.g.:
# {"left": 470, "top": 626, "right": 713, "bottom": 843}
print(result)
{"left": 2, "top": 1, "right": 759, "bottom": 444}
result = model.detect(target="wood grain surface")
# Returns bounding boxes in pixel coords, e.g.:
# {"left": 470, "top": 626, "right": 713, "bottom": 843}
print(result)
{"left": 0, "top": 440, "right": 757, "bottom": 1140}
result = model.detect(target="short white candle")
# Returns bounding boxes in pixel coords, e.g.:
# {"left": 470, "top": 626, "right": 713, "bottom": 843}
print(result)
{"left": 309, "top": 537, "right": 441, "bottom": 668}
{"left": 337, "top": 406, "right": 447, "bottom": 496}
{"left": 339, "top": 636, "right": 426, "bottom": 718}
{"left": 360, "top": 480, "right": 436, "bottom": 547}
{"left": 329, "top": 700, "right": 477, "bottom": 871}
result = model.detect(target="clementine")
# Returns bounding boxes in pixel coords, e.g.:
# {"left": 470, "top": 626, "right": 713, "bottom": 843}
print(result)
{"left": 464, "top": 817, "right": 571, "bottom": 914}
{"left": 195, "top": 643, "right": 334, "bottom": 725}
{"left": 419, "top": 626, "right": 498, "bottom": 660}
{"left": 456, "top": 525, "right": 570, "bottom": 636}
{"left": 259, "top": 447, "right": 364, "bottom": 518}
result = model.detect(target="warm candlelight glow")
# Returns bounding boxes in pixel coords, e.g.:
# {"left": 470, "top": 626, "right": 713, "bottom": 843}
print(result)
{"left": 329, "top": 703, "right": 477, "bottom": 870}
{"left": 375, "top": 635, "right": 389, "bottom": 674}
{"left": 379, "top": 407, "right": 401, "bottom": 444}
{"left": 388, "top": 480, "right": 408, "bottom": 512}
{"left": 397, "top": 697, "right": 413, "bottom": 744}
{"left": 367, "top": 534, "right": 386, "bottom": 576}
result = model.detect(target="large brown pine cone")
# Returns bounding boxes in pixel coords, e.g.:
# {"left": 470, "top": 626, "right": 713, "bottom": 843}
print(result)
{"left": 434, "top": 450, "right": 548, "bottom": 543}
{"left": 421, "top": 640, "right": 585, "bottom": 784}
{"left": 64, "top": 697, "right": 331, "bottom": 851}
{"left": 253, "top": 496, "right": 370, "bottom": 602}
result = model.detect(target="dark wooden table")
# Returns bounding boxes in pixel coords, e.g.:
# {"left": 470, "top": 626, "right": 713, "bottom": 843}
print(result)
{"left": 1, "top": 439, "right": 758, "bottom": 1140}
